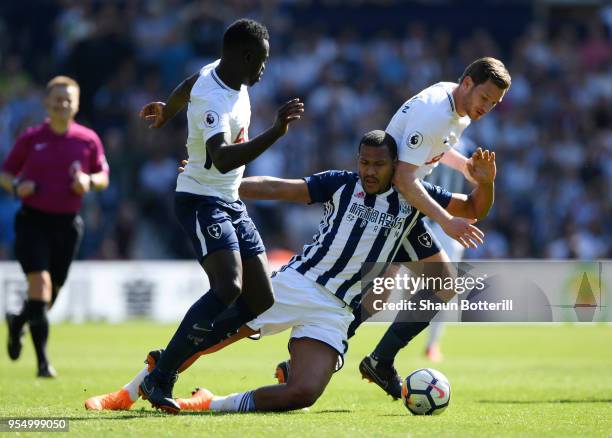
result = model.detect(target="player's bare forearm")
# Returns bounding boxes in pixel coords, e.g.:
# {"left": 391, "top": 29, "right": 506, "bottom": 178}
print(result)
{"left": 209, "top": 127, "right": 285, "bottom": 174}
{"left": 448, "top": 148, "right": 496, "bottom": 220}
{"left": 468, "top": 182, "right": 494, "bottom": 220}
{"left": 441, "top": 149, "right": 476, "bottom": 184}
{"left": 239, "top": 176, "right": 310, "bottom": 204}
{"left": 209, "top": 98, "right": 304, "bottom": 174}
{"left": 394, "top": 168, "right": 452, "bottom": 225}
{"left": 447, "top": 182, "right": 494, "bottom": 220}
{"left": 395, "top": 161, "right": 483, "bottom": 248}
{"left": 163, "top": 73, "right": 199, "bottom": 121}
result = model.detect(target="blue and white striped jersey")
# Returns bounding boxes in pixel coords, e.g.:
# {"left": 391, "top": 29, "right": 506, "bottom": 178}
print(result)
{"left": 284, "top": 170, "right": 451, "bottom": 307}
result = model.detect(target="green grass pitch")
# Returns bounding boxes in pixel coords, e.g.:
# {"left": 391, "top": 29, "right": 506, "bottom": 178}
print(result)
{"left": 0, "top": 323, "right": 610, "bottom": 437}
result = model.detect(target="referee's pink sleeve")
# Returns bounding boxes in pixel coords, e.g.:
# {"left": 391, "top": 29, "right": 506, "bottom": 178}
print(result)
{"left": 2, "top": 128, "right": 33, "bottom": 175}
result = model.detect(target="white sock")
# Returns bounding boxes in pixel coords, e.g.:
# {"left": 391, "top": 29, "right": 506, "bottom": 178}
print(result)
{"left": 123, "top": 366, "right": 149, "bottom": 402}
{"left": 427, "top": 322, "right": 444, "bottom": 349}
{"left": 209, "top": 391, "right": 255, "bottom": 412}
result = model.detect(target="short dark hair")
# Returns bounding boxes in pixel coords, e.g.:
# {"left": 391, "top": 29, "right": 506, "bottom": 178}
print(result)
{"left": 223, "top": 18, "right": 269, "bottom": 51}
{"left": 358, "top": 130, "right": 398, "bottom": 159}
{"left": 47, "top": 75, "right": 80, "bottom": 96}
{"left": 459, "top": 57, "right": 511, "bottom": 90}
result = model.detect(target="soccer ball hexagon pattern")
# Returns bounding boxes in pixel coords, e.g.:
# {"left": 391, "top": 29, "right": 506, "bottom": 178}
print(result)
{"left": 401, "top": 368, "right": 451, "bottom": 415}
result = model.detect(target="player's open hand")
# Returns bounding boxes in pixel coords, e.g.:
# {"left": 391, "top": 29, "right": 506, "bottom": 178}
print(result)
{"left": 467, "top": 147, "right": 496, "bottom": 185}
{"left": 273, "top": 98, "right": 304, "bottom": 136}
{"left": 441, "top": 216, "right": 484, "bottom": 249}
{"left": 139, "top": 101, "right": 167, "bottom": 129}
{"left": 71, "top": 171, "right": 91, "bottom": 195}
{"left": 178, "top": 159, "right": 188, "bottom": 173}
{"left": 15, "top": 180, "right": 36, "bottom": 198}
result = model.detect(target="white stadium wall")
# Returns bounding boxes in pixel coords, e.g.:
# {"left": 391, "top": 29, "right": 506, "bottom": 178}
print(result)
{"left": 0, "top": 261, "right": 287, "bottom": 323}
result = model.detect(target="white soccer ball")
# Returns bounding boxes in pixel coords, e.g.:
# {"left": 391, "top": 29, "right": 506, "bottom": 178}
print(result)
{"left": 401, "top": 368, "right": 451, "bottom": 415}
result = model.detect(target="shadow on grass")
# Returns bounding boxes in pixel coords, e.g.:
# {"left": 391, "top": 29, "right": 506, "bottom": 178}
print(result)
{"left": 313, "top": 409, "right": 352, "bottom": 414}
{"left": 70, "top": 407, "right": 354, "bottom": 420}
{"left": 478, "top": 399, "right": 612, "bottom": 404}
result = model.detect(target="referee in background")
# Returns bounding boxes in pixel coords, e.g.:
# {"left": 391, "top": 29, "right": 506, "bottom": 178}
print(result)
{"left": 0, "top": 76, "right": 109, "bottom": 377}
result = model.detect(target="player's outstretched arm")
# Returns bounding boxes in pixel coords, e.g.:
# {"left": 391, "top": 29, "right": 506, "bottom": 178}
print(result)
{"left": 239, "top": 176, "right": 311, "bottom": 204}
{"left": 139, "top": 72, "right": 200, "bottom": 128}
{"left": 394, "top": 162, "right": 483, "bottom": 248}
{"left": 206, "top": 98, "right": 304, "bottom": 174}
{"left": 445, "top": 148, "right": 496, "bottom": 222}
{"left": 440, "top": 148, "right": 477, "bottom": 184}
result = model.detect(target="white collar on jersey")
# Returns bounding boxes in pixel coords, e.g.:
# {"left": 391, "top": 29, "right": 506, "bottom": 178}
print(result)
{"left": 358, "top": 181, "right": 396, "bottom": 199}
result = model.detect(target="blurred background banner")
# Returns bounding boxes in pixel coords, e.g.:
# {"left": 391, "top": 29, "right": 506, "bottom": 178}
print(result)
{"left": 1, "top": 260, "right": 608, "bottom": 323}
{"left": 0, "top": 0, "right": 609, "bottom": 262}
{"left": 0, "top": 258, "right": 293, "bottom": 323}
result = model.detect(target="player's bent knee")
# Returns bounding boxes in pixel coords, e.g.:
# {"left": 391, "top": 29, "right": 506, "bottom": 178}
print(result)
{"left": 258, "top": 291, "right": 274, "bottom": 313}
{"left": 27, "top": 272, "right": 52, "bottom": 301}
{"left": 285, "top": 383, "right": 324, "bottom": 409}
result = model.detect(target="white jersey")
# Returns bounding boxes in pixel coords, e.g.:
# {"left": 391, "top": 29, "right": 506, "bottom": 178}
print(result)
{"left": 386, "top": 82, "right": 471, "bottom": 179}
{"left": 176, "top": 60, "right": 251, "bottom": 202}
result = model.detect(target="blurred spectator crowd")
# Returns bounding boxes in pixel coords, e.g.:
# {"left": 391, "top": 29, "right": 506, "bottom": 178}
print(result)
{"left": 0, "top": 0, "right": 610, "bottom": 260}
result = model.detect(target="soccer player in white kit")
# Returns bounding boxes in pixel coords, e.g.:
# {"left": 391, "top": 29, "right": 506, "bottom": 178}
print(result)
{"left": 351, "top": 57, "right": 511, "bottom": 399}
{"left": 132, "top": 19, "right": 304, "bottom": 413}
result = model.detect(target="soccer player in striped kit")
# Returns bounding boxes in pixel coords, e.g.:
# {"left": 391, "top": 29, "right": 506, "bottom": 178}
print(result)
{"left": 275, "top": 58, "right": 510, "bottom": 400}
{"left": 0, "top": 76, "right": 109, "bottom": 377}
{"left": 84, "top": 130, "right": 496, "bottom": 413}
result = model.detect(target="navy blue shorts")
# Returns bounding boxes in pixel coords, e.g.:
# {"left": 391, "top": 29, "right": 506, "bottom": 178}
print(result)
{"left": 393, "top": 216, "right": 441, "bottom": 262}
{"left": 174, "top": 192, "right": 265, "bottom": 262}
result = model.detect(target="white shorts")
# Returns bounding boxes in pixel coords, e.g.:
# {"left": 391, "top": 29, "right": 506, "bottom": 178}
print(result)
{"left": 247, "top": 267, "right": 354, "bottom": 357}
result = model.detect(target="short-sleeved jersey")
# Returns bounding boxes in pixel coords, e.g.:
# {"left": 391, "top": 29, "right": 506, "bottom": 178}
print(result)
{"left": 386, "top": 82, "right": 471, "bottom": 179}
{"left": 283, "top": 170, "right": 451, "bottom": 307}
{"left": 176, "top": 60, "right": 251, "bottom": 202}
{"left": 2, "top": 120, "right": 108, "bottom": 214}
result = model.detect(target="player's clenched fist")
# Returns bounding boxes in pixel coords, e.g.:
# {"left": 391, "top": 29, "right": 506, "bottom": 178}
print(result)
{"left": 272, "top": 98, "right": 304, "bottom": 136}
{"left": 139, "top": 101, "right": 167, "bottom": 129}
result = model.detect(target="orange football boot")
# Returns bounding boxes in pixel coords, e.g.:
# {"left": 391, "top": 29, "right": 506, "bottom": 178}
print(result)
{"left": 176, "top": 387, "right": 214, "bottom": 411}
{"left": 425, "top": 343, "right": 443, "bottom": 363}
{"left": 85, "top": 388, "right": 134, "bottom": 411}
{"left": 84, "top": 349, "right": 163, "bottom": 411}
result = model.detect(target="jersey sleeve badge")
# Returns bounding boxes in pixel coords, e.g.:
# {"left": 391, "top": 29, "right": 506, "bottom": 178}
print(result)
{"left": 204, "top": 111, "right": 220, "bottom": 128}
{"left": 407, "top": 131, "right": 424, "bottom": 149}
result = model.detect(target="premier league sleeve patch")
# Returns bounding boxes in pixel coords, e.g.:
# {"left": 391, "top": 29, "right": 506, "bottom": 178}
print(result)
{"left": 407, "top": 131, "right": 424, "bottom": 149}
{"left": 204, "top": 110, "right": 220, "bottom": 129}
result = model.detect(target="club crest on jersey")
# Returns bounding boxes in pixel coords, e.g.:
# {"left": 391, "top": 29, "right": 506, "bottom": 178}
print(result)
{"left": 418, "top": 232, "right": 432, "bottom": 248}
{"left": 399, "top": 200, "right": 412, "bottom": 215}
{"left": 407, "top": 131, "right": 423, "bottom": 149}
{"left": 207, "top": 224, "right": 222, "bottom": 239}
{"left": 354, "top": 191, "right": 366, "bottom": 199}
{"left": 204, "top": 111, "right": 219, "bottom": 128}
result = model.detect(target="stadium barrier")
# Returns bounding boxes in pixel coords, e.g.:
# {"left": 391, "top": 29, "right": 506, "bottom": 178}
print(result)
{"left": 0, "top": 260, "right": 609, "bottom": 323}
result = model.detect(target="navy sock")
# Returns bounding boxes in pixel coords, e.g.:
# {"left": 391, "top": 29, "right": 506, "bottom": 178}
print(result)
{"left": 208, "top": 297, "right": 256, "bottom": 343}
{"left": 372, "top": 321, "right": 429, "bottom": 364}
{"left": 372, "top": 289, "right": 444, "bottom": 363}
{"left": 26, "top": 300, "right": 50, "bottom": 366}
{"left": 156, "top": 290, "right": 229, "bottom": 376}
